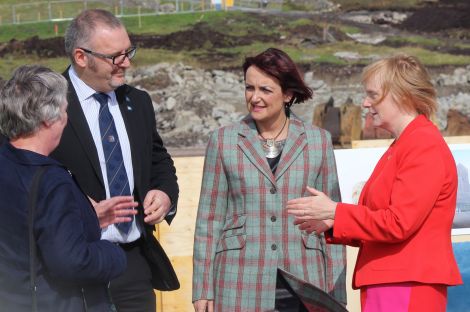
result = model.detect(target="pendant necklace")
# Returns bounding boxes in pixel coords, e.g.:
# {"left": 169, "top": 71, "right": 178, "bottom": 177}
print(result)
{"left": 258, "top": 117, "right": 288, "bottom": 158}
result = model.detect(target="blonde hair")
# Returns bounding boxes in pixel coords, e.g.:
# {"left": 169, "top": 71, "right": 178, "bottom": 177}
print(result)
{"left": 361, "top": 54, "right": 436, "bottom": 118}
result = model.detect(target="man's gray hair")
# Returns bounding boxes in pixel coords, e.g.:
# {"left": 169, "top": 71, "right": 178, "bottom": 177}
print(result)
{"left": 0, "top": 65, "right": 68, "bottom": 139}
{"left": 65, "top": 9, "right": 124, "bottom": 64}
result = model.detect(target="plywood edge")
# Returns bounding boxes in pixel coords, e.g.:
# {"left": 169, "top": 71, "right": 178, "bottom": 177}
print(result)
{"left": 352, "top": 136, "right": 470, "bottom": 149}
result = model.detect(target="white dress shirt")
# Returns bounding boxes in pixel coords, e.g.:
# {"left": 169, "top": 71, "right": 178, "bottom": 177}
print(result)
{"left": 69, "top": 67, "right": 141, "bottom": 243}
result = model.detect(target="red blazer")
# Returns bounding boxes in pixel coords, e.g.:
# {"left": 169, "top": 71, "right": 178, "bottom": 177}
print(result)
{"left": 329, "top": 115, "right": 462, "bottom": 289}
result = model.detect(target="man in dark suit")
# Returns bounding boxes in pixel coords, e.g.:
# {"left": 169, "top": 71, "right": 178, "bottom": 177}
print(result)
{"left": 50, "top": 9, "right": 179, "bottom": 312}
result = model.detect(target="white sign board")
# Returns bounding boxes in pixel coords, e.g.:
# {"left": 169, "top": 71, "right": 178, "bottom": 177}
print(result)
{"left": 334, "top": 144, "right": 470, "bottom": 235}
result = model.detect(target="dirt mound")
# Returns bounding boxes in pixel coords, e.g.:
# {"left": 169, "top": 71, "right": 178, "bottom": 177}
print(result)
{"left": 0, "top": 36, "right": 65, "bottom": 58}
{"left": 0, "top": 21, "right": 277, "bottom": 59}
{"left": 292, "top": 23, "right": 349, "bottom": 45}
{"left": 1, "top": 3, "right": 469, "bottom": 62}
{"left": 401, "top": 0, "right": 470, "bottom": 32}
{"left": 131, "top": 22, "right": 277, "bottom": 51}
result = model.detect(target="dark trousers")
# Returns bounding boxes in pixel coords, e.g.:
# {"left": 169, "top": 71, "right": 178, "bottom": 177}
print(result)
{"left": 109, "top": 239, "right": 155, "bottom": 312}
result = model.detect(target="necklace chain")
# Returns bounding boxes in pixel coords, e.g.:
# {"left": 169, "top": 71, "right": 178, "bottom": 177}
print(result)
{"left": 257, "top": 117, "right": 288, "bottom": 144}
{"left": 257, "top": 117, "right": 288, "bottom": 158}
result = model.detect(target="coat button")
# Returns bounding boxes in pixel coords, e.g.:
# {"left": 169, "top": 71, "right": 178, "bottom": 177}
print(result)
{"left": 271, "top": 216, "right": 277, "bottom": 222}
{"left": 270, "top": 187, "right": 276, "bottom": 194}
{"left": 271, "top": 244, "right": 277, "bottom": 250}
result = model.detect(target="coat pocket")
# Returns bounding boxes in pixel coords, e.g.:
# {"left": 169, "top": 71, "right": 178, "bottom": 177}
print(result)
{"left": 222, "top": 214, "right": 246, "bottom": 236}
{"left": 301, "top": 233, "right": 324, "bottom": 252}
{"left": 216, "top": 234, "right": 246, "bottom": 253}
{"left": 216, "top": 215, "right": 247, "bottom": 253}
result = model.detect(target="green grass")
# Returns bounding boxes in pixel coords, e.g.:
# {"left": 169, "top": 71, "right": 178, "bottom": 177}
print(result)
{"left": 338, "top": 25, "right": 361, "bottom": 35}
{"left": 455, "top": 42, "right": 470, "bottom": 50}
{"left": 285, "top": 18, "right": 312, "bottom": 28}
{"left": 123, "top": 11, "right": 224, "bottom": 35}
{"left": 386, "top": 35, "right": 441, "bottom": 47}
{"left": 0, "top": 20, "right": 70, "bottom": 41}
{"left": 0, "top": 2, "right": 108, "bottom": 25}
{"left": 0, "top": 1, "right": 163, "bottom": 25}
{"left": 2, "top": 37, "right": 469, "bottom": 79}
{"left": 281, "top": 0, "right": 316, "bottom": 11}
{"left": 132, "top": 48, "right": 200, "bottom": 67}
{"left": 334, "top": 0, "right": 421, "bottom": 10}
{"left": 191, "top": 12, "right": 275, "bottom": 37}
{"left": 0, "top": 11, "right": 246, "bottom": 42}
{"left": 0, "top": 9, "right": 469, "bottom": 77}
{"left": 0, "top": 54, "right": 69, "bottom": 79}
{"left": 301, "top": 42, "right": 470, "bottom": 66}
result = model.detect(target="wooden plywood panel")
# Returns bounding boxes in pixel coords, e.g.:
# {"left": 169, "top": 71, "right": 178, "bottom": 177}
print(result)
{"left": 156, "top": 156, "right": 204, "bottom": 312}
{"left": 352, "top": 136, "right": 470, "bottom": 149}
{"left": 157, "top": 156, "right": 204, "bottom": 256}
{"left": 346, "top": 247, "right": 360, "bottom": 312}
{"left": 156, "top": 255, "right": 194, "bottom": 312}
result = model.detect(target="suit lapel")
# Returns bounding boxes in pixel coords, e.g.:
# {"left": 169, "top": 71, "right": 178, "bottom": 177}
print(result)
{"left": 275, "top": 118, "right": 307, "bottom": 180}
{"left": 237, "top": 117, "right": 276, "bottom": 185}
{"left": 64, "top": 70, "right": 104, "bottom": 186}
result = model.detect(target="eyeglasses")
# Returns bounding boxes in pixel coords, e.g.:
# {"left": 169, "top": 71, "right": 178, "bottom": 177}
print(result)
{"left": 78, "top": 46, "right": 137, "bottom": 65}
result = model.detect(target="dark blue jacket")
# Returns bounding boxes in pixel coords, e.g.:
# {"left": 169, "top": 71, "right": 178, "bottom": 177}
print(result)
{"left": 0, "top": 142, "right": 126, "bottom": 311}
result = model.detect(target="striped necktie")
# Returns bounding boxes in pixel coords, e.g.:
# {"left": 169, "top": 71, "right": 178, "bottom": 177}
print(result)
{"left": 94, "top": 92, "right": 132, "bottom": 234}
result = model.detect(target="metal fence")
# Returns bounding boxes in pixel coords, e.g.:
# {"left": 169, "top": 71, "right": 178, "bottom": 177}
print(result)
{"left": 0, "top": 0, "right": 283, "bottom": 25}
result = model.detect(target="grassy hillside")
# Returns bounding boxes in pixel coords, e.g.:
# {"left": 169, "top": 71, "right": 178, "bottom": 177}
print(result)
{"left": 0, "top": 3, "right": 469, "bottom": 79}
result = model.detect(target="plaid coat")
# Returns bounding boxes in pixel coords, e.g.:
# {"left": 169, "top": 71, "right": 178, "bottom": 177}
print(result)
{"left": 193, "top": 115, "right": 346, "bottom": 311}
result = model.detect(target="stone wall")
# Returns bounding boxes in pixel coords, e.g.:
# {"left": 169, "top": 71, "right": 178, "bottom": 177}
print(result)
{"left": 127, "top": 63, "right": 470, "bottom": 147}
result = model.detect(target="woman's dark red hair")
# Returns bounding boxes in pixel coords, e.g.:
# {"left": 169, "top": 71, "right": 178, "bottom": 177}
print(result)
{"left": 243, "top": 48, "right": 313, "bottom": 107}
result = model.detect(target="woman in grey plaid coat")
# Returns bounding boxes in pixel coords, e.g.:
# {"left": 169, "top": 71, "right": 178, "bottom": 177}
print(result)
{"left": 193, "top": 48, "right": 346, "bottom": 311}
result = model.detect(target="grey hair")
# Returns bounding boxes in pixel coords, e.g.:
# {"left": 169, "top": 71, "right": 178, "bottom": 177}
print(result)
{"left": 0, "top": 65, "right": 68, "bottom": 139}
{"left": 65, "top": 9, "right": 124, "bottom": 64}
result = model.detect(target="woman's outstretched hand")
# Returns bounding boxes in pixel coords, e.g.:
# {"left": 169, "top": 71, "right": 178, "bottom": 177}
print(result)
{"left": 287, "top": 186, "right": 337, "bottom": 221}
{"left": 293, "top": 219, "right": 334, "bottom": 234}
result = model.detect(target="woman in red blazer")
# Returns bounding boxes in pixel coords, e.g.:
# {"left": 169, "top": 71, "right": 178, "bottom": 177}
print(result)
{"left": 287, "top": 54, "right": 462, "bottom": 312}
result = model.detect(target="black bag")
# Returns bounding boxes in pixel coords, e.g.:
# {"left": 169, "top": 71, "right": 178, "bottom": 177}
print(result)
{"left": 28, "top": 167, "right": 47, "bottom": 312}
{"left": 141, "top": 233, "right": 180, "bottom": 291}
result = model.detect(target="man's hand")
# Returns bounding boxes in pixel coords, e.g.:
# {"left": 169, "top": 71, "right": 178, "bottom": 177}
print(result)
{"left": 88, "top": 196, "right": 138, "bottom": 229}
{"left": 193, "top": 299, "right": 214, "bottom": 312}
{"left": 143, "top": 190, "right": 171, "bottom": 225}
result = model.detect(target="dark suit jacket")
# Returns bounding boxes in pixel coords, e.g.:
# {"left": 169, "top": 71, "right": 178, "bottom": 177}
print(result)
{"left": 0, "top": 142, "right": 126, "bottom": 311}
{"left": 50, "top": 69, "right": 179, "bottom": 287}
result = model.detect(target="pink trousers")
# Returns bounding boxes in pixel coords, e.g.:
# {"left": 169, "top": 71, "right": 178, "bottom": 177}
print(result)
{"left": 360, "top": 282, "right": 447, "bottom": 312}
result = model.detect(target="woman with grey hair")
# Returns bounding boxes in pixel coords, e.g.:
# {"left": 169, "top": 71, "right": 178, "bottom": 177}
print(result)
{"left": 0, "top": 65, "right": 127, "bottom": 312}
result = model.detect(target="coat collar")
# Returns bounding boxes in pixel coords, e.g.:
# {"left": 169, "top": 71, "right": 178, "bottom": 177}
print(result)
{"left": 358, "top": 115, "right": 432, "bottom": 206}
{"left": 237, "top": 114, "right": 307, "bottom": 184}
{"left": 1, "top": 141, "right": 62, "bottom": 167}
{"left": 63, "top": 68, "right": 104, "bottom": 185}
{"left": 393, "top": 114, "right": 431, "bottom": 147}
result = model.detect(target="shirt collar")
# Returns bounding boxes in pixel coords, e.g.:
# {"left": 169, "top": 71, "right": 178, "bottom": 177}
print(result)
{"left": 68, "top": 66, "right": 116, "bottom": 103}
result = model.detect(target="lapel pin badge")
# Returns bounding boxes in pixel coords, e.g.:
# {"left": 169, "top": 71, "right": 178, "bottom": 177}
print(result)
{"left": 125, "top": 96, "right": 132, "bottom": 111}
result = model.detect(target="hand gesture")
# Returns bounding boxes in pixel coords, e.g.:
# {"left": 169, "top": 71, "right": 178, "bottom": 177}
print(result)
{"left": 287, "top": 186, "right": 337, "bottom": 221}
{"left": 294, "top": 219, "right": 334, "bottom": 234}
{"left": 88, "top": 196, "right": 138, "bottom": 228}
{"left": 143, "top": 189, "right": 171, "bottom": 225}
{"left": 193, "top": 299, "right": 214, "bottom": 312}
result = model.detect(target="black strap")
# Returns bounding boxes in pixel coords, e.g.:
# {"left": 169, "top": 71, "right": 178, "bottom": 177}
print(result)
{"left": 28, "top": 166, "right": 47, "bottom": 312}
